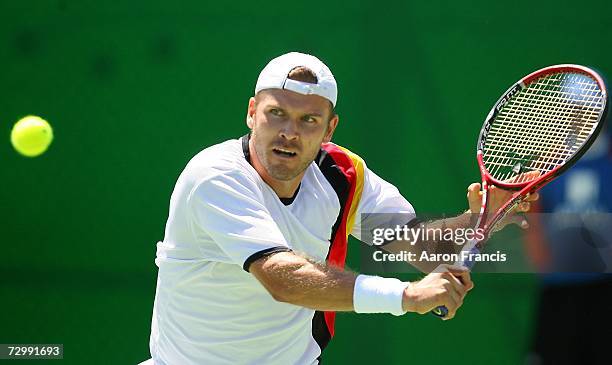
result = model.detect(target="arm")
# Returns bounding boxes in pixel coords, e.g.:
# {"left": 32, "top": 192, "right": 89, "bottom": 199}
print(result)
{"left": 249, "top": 251, "right": 473, "bottom": 319}
{"left": 249, "top": 251, "right": 355, "bottom": 311}
{"left": 382, "top": 183, "right": 537, "bottom": 273}
{"left": 187, "top": 171, "right": 467, "bottom": 317}
{"left": 381, "top": 211, "right": 476, "bottom": 273}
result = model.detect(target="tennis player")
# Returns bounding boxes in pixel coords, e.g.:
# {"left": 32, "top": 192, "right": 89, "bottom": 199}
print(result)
{"left": 143, "top": 52, "right": 534, "bottom": 365}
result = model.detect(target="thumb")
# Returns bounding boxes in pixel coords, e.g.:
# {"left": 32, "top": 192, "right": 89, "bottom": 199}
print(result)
{"left": 494, "top": 214, "right": 529, "bottom": 232}
{"left": 467, "top": 183, "right": 482, "bottom": 213}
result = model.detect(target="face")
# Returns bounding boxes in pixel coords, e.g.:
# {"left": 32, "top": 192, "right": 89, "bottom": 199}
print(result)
{"left": 247, "top": 89, "right": 339, "bottom": 182}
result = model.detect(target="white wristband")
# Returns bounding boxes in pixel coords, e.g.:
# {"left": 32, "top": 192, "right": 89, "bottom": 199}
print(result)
{"left": 353, "top": 274, "right": 410, "bottom": 316}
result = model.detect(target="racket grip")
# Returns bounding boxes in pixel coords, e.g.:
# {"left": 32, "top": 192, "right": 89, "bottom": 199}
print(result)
{"left": 431, "top": 305, "right": 448, "bottom": 318}
{"left": 429, "top": 246, "right": 480, "bottom": 319}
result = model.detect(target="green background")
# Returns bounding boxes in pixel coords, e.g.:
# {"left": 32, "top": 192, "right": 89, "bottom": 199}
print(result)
{"left": 1, "top": 1, "right": 609, "bottom": 364}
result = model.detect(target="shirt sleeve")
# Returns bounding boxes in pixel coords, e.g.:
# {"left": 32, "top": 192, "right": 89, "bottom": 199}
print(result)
{"left": 350, "top": 164, "right": 417, "bottom": 245}
{"left": 188, "top": 171, "right": 292, "bottom": 271}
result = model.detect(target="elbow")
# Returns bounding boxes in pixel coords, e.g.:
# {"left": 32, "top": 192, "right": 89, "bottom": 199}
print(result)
{"left": 265, "top": 280, "right": 303, "bottom": 304}
{"left": 269, "top": 286, "right": 291, "bottom": 303}
{"left": 249, "top": 251, "right": 309, "bottom": 305}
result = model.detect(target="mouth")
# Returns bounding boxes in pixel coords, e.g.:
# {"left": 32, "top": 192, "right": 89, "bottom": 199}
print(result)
{"left": 272, "top": 147, "right": 298, "bottom": 158}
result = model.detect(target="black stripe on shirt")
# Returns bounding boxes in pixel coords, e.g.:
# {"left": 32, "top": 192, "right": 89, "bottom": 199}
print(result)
{"left": 314, "top": 148, "right": 351, "bottom": 252}
{"left": 311, "top": 311, "right": 331, "bottom": 361}
{"left": 242, "top": 133, "right": 251, "bottom": 163}
{"left": 308, "top": 148, "right": 351, "bottom": 354}
{"left": 243, "top": 246, "right": 293, "bottom": 272}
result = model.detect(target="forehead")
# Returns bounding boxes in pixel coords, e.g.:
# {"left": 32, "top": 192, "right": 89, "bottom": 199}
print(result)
{"left": 256, "top": 89, "right": 332, "bottom": 115}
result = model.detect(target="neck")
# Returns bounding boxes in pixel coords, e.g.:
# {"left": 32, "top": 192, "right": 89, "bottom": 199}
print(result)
{"left": 249, "top": 139, "right": 303, "bottom": 198}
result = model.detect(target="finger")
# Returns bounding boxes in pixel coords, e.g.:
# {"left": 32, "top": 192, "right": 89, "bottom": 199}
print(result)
{"left": 447, "top": 286, "right": 463, "bottom": 310}
{"left": 443, "top": 264, "right": 470, "bottom": 276}
{"left": 436, "top": 291, "right": 458, "bottom": 320}
{"left": 505, "top": 170, "right": 540, "bottom": 184}
{"left": 516, "top": 202, "right": 531, "bottom": 212}
{"left": 525, "top": 192, "right": 539, "bottom": 202}
{"left": 442, "top": 272, "right": 468, "bottom": 296}
{"left": 433, "top": 264, "right": 455, "bottom": 273}
{"left": 442, "top": 297, "right": 459, "bottom": 320}
{"left": 523, "top": 171, "right": 541, "bottom": 181}
{"left": 506, "top": 199, "right": 530, "bottom": 214}
{"left": 435, "top": 264, "right": 467, "bottom": 275}
{"left": 467, "top": 183, "right": 481, "bottom": 194}
{"left": 453, "top": 270, "right": 474, "bottom": 291}
{"left": 517, "top": 215, "right": 530, "bottom": 228}
{"left": 445, "top": 276, "right": 465, "bottom": 302}
{"left": 498, "top": 214, "right": 528, "bottom": 230}
{"left": 466, "top": 183, "right": 482, "bottom": 213}
{"left": 440, "top": 265, "right": 471, "bottom": 292}
{"left": 521, "top": 217, "right": 530, "bottom": 229}
{"left": 526, "top": 171, "right": 541, "bottom": 179}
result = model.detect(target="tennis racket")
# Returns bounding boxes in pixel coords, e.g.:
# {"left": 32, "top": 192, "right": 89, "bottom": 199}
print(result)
{"left": 432, "top": 64, "right": 608, "bottom": 318}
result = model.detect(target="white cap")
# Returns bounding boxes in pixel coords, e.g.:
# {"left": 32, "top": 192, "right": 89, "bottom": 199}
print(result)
{"left": 255, "top": 52, "right": 338, "bottom": 107}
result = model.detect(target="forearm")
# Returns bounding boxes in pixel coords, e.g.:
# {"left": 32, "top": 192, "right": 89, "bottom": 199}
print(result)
{"left": 250, "top": 252, "right": 356, "bottom": 311}
{"left": 382, "top": 211, "right": 476, "bottom": 273}
{"left": 250, "top": 251, "right": 471, "bottom": 319}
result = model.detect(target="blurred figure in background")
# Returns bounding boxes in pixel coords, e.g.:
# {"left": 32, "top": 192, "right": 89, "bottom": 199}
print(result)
{"left": 524, "top": 122, "right": 612, "bottom": 365}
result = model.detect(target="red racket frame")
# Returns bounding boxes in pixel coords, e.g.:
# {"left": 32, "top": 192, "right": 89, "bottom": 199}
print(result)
{"left": 475, "top": 64, "right": 607, "bottom": 243}
{"left": 432, "top": 64, "right": 608, "bottom": 318}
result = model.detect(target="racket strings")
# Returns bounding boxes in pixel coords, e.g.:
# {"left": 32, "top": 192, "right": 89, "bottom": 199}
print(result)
{"left": 512, "top": 76, "right": 601, "bottom": 173}
{"left": 483, "top": 72, "right": 604, "bottom": 183}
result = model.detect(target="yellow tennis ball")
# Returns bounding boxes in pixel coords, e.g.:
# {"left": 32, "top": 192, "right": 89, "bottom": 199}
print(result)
{"left": 10, "top": 115, "right": 54, "bottom": 157}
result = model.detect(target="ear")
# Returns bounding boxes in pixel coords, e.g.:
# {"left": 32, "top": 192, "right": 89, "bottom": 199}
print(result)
{"left": 322, "top": 114, "right": 339, "bottom": 143}
{"left": 246, "top": 97, "right": 256, "bottom": 129}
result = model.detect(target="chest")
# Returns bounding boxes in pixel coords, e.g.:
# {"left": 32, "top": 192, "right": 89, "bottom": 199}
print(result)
{"left": 261, "top": 171, "right": 341, "bottom": 262}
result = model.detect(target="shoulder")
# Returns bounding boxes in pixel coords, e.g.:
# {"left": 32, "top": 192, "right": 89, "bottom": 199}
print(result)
{"left": 312, "top": 143, "right": 367, "bottom": 203}
{"left": 316, "top": 143, "right": 366, "bottom": 179}
{"left": 178, "top": 137, "right": 262, "bottom": 197}
{"left": 187, "top": 138, "right": 244, "bottom": 173}
{"left": 319, "top": 143, "right": 364, "bottom": 165}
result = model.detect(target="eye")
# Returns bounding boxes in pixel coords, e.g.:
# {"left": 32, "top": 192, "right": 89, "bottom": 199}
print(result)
{"left": 269, "top": 108, "right": 284, "bottom": 116}
{"left": 302, "top": 115, "right": 318, "bottom": 124}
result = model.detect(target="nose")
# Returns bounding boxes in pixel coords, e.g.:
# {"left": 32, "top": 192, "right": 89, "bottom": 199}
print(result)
{"left": 279, "top": 119, "right": 299, "bottom": 140}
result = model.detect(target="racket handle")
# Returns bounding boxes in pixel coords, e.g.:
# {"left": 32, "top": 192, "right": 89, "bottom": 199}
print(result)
{"left": 431, "top": 306, "right": 448, "bottom": 317}
{"left": 430, "top": 245, "right": 480, "bottom": 319}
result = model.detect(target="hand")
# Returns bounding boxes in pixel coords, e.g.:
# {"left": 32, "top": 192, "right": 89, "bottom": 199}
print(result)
{"left": 466, "top": 174, "right": 539, "bottom": 231}
{"left": 402, "top": 264, "right": 474, "bottom": 320}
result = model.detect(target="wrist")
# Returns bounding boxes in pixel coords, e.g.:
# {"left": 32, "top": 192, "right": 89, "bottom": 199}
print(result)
{"left": 353, "top": 274, "right": 409, "bottom": 316}
{"left": 402, "top": 282, "right": 418, "bottom": 313}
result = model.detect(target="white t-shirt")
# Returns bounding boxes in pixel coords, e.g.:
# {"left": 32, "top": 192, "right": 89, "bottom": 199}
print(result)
{"left": 149, "top": 136, "right": 415, "bottom": 365}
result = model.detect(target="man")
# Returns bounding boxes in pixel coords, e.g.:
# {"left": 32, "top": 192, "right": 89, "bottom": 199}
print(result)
{"left": 145, "top": 52, "right": 533, "bottom": 364}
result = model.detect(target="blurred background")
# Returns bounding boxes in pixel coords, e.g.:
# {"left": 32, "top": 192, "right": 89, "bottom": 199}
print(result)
{"left": 1, "top": 1, "right": 610, "bottom": 364}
